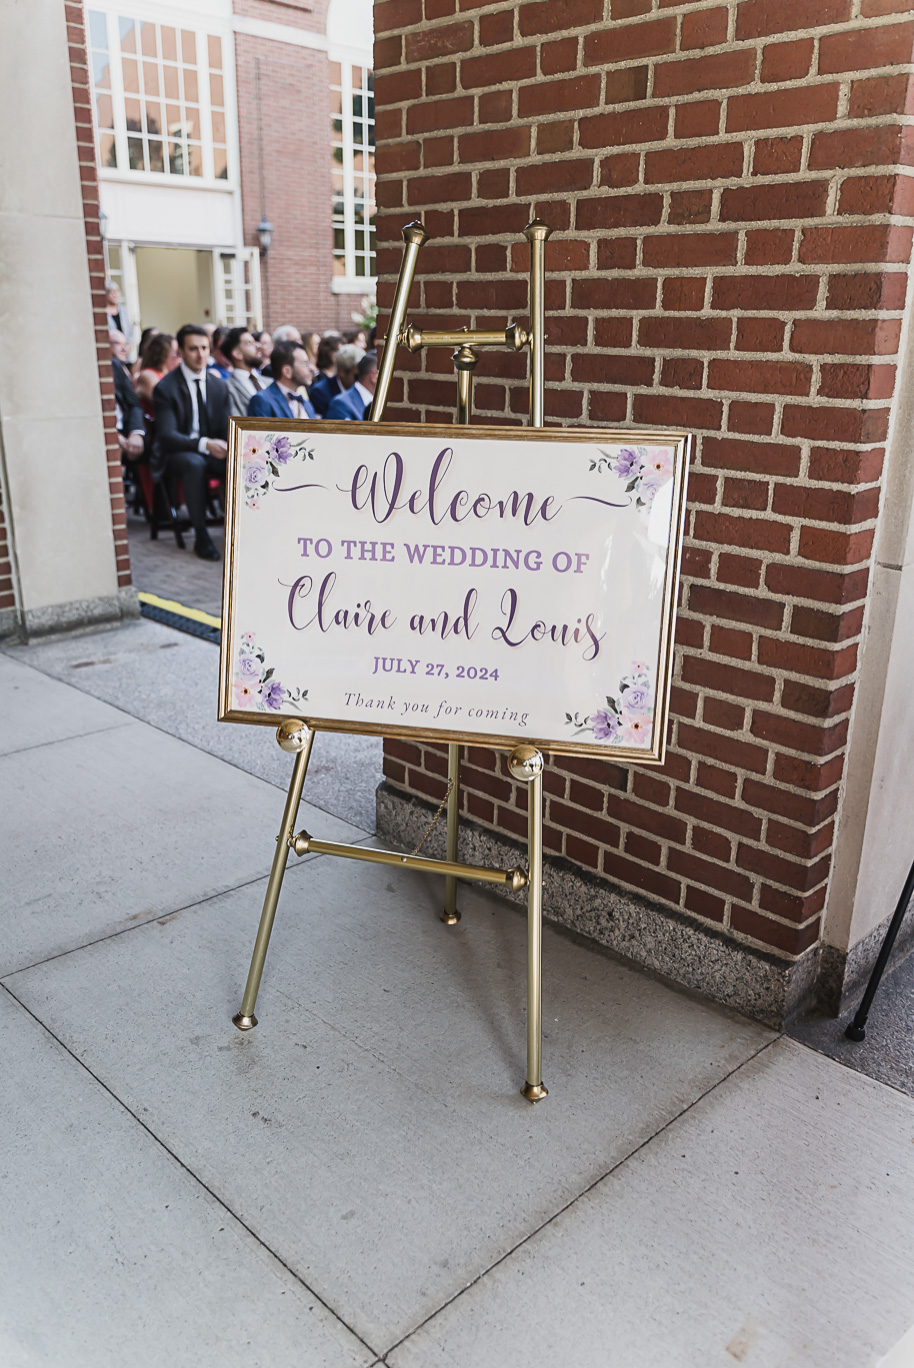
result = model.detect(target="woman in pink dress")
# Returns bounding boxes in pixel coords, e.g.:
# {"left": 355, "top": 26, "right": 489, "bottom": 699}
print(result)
{"left": 135, "top": 333, "right": 178, "bottom": 428}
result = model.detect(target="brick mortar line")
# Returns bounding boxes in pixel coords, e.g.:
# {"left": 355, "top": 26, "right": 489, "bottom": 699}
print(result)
{"left": 385, "top": 767, "right": 830, "bottom": 927}
{"left": 374, "top": 1, "right": 914, "bottom": 959}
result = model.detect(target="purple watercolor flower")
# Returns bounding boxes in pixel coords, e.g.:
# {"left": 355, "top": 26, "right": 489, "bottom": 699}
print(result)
{"left": 612, "top": 447, "right": 641, "bottom": 480}
{"left": 237, "top": 653, "right": 262, "bottom": 681}
{"left": 261, "top": 679, "right": 286, "bottom": 710}
{"left": 270, "top": 435, "right": 293, "bottom": 465}
{"left": 591, "top": 709, "right": 622, "bottom": 742}
{"left": 621, "top": 683, "right": 653, "bottom": 713}
{"left": 638, "top": 468, "right": 668, "bottom": 503}
{"left": 244, "top": 458, "right": 268, "bottom": 487}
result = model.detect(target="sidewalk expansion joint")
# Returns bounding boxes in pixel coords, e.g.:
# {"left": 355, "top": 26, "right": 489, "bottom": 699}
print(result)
{"left": 380, "top": 1034, "right": 780, "bottom": 1361}
{"left": 0, "top": 718, "right": 134, "bottom": 760}
{"left": 2, "top": 643, "right": 378, "bottom": 829}
{"left": 1, "top": 979, "right": 382, "bottom": 1364}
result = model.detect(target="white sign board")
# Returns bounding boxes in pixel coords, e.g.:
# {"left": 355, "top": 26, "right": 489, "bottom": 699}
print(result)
{"left": 219, "top": 422, "right": 690, "bottom": 763}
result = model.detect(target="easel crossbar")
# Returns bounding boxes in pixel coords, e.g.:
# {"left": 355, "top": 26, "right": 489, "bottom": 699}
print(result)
{"left": 290, "top": 830, "right": 528, "bottom": 892}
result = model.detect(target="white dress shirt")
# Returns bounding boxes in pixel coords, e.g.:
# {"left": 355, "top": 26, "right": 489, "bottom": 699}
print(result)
{"left": 278, "top": 382, "right": 312, "bottom": 418}
{"left": 354, "top": 381, "right": 373, "bottom": 414}
{"left": 180, "top": 361, "right": 213, "bottom": 454}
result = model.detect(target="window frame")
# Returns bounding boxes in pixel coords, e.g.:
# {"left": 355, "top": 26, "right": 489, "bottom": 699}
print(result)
{"left": 87, "top": 8, "right": 234, "bottom": 190}
{"left": 329, "top": 58, "right": 375, "bottom": 294}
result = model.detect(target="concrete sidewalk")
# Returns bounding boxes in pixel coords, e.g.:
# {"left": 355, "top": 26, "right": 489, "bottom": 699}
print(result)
{"left": 3, "top": 623, "right": 914, "bottom": 1366}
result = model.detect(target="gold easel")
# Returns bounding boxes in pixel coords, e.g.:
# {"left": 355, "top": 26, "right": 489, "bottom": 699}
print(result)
{"left": 232, "top": 218, "right": 553, "bottom": 1102}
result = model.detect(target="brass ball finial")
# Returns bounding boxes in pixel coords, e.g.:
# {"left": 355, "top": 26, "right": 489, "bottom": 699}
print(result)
{"left": 508, "top": 745, "right": 544, "bottom": 783}
{"left": 523, "top": 219, "right": 553, "bottom": 242}
{"left": 402, "top": 220, "right": 429, "bottom": 248}
{"left": 276, "top": 719, "right": 309, "bottom": 753}
{"left": 452, "top": 343, "right": 479, "bottom": 371}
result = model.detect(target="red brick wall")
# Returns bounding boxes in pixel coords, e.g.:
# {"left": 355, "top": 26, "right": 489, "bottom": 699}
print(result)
{"left": 234, "top": 0, "right": 325, "bottom": 31}
{"left": 373, "top": 0, "right": 914, "bottom": 962}
{"left": 233, "top": 0, "right": 366, "bottom": 333}
{"left": 0, "top": 491, "right": 14, "bottom": 624}
{"left": 67, "top": 0, "right": 131, "bottom": 591}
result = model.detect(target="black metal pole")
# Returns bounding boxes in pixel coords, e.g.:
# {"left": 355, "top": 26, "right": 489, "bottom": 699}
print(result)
{"left": 845, "top": 855, "right": 914, "bottom": 1041}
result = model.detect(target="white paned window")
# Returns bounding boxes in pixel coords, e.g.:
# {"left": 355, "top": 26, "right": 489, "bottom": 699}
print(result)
{"left": 87, "top": 10, "right": 229, "bottom": 183}
{"left": 330, "top": 62, "right": 375, "bottom": 284}
{"left": 215, "top": 251, "right": 262, "bottom": 329}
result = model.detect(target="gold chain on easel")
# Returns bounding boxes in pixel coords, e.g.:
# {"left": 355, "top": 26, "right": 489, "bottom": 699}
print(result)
{"left": 409, "top": 777, "right": 454, "bottom": 856}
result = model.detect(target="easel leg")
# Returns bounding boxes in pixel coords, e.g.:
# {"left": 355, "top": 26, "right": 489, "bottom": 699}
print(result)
{"left": 441, "top": 743, "right": 461, "bottom": 924}
{"left": 509, "top": 745, "right": 548, "bottom": 1101}
{"left": 233, "top": 721, "right": 315, "bottom": 1031}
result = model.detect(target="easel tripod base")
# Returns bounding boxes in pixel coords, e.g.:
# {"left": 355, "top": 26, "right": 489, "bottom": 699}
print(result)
{"left": 232, "top": 722, "right": 548, "bottom": 1102}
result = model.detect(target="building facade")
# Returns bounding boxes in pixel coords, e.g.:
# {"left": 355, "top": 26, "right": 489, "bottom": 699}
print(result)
{"left": 87, "top": 0, "right": 375, "bottom": 338}
{"left": 371, "top": 0, "right": 914, "bottom": 1026}
{"left": 0, "top": 0, "right": 375, "bottom": 643}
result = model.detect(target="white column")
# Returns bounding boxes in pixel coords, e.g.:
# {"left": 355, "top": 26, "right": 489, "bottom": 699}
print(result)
{"left": 0, "top": 0, "right": 130, "bottom": 638}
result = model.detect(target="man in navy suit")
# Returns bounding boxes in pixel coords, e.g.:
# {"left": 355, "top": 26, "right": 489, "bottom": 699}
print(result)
{"left": 308, "top": 335, "right": 343, "bottom": 415}
{"left": 152, "top": 324, "right": 230, "bottom": 559}
{"left": 247, "top": 342, "right": 317, "bottom": 420}
{"left": 326, "top": 350, "right": 377, "bottom": 421}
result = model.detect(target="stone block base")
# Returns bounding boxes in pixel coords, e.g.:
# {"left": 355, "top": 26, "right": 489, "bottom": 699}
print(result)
{"left": 0, "top": 587, "right": 140, "bottom": 642}
{"left": 377, "top": 782, "right": 822, "bottom": 1031}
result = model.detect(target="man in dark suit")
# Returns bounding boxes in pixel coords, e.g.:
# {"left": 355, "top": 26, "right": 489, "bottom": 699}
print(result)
{"left": 152, "top": 323, "right": 230, "bottom": 560}
{"left": 247, "top": 341, "right": 317, "bottom": 420}
{"left": 326, "top": 350, "right": 377, "bottom": 421}
{"left": 110, "top": 329, "right": 145, "bottom": 461}
{"left": 308, "top": 335, "right": 343, "bottom": 416}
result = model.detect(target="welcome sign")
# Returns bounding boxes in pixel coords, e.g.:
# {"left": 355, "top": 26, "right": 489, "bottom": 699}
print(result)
{"left": 219, "top": 422, "right": 690, "bottom": 763}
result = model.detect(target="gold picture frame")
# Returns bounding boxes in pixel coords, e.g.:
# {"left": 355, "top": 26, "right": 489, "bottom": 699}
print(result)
{"left": 218, "top": 418, "right": 691, "bottom": 767}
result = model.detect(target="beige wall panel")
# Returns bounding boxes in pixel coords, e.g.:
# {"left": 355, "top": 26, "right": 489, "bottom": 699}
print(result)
{"left": 0, "top": 0, "right": 119, "bottom": 619}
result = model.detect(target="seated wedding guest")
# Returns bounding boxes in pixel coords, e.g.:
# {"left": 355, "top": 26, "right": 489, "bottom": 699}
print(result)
{"left": 327, "top": 349, "right": 376, "bottom": 421}
{"left": 247, "top": 341, "right": 316, "bottom": 420}
{"left": 343, "top": 327, "right": 368, "bottom": 350}
{"left": 304, "top": 330, "right": 321, "bottom": 366}
{"left": 334, "top": 343, "right": 363, "bottom": 393}
{"left": 135, "top": 332, "right": 178, "bottom": 433}
{"left": 224, "top": 327, "right": 266, "bottom": 416}
{"left": 110, "top": 329, "right": 145, "bottom": 460}
{"left": 272, "top": 323, "right": 303, "bottom": 347}
{"left": 308, "top": 337, "right": 346, "bottom": 416}
{"left": 106, "top": 281, "right": 133, "bottom": 349}
{"left": 210, "top": 325, "right": 233, "bottom": 380}
{"left": 152, "top": 324, "right": 230, "bottom": 560}
{"left": 133, "top": 326, "right": 159, "bottom": 377}
{"left": 367, "top": 324, "right": 377, "bottom": 349}
{"left": 271, "top": 324, "right": 315, "bottom": 383}
{"left": 253, "top": 330, "right": 273, "bottom": 376}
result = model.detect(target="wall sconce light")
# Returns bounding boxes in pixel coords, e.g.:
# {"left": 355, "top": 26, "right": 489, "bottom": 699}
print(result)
{"left": 98, "top": 208, "right": 108, "bottom": 241}
{"left": 257, "top": 218, "right": 274, "bottom": 256}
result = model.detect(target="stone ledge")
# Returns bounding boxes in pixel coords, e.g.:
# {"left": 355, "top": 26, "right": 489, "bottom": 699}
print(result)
{"left": 1, "top": 587, "right": 140, "bottom": 643}
{"left": 377, "top": 781, "right": 821, "bottom": 1031}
